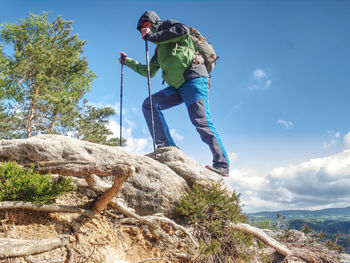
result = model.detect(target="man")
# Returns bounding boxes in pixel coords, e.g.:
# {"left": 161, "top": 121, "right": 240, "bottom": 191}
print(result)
{"left": 119, "top": 10, "right": 230, "bottom": 176}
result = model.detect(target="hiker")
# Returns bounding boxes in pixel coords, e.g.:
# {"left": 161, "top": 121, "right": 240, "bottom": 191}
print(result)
{"left": 119, "top": 10, "right": 230, "bottom": 176}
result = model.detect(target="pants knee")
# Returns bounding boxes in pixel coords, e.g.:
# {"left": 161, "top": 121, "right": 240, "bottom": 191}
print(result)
{"left": 142, "top": 97, "right": 151, "bottom": 112}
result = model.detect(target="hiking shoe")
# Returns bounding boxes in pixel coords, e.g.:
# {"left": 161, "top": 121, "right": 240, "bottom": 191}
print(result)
{"left": 145, "top": 146, "right": 179, "bottom": 158}
{"left": 205, "top": 165, "right": 230, "bottom": 177}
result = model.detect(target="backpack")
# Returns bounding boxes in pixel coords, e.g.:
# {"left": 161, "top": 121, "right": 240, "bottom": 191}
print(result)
{"left": 188, "top": 27, "right": 218, "bottom": 73}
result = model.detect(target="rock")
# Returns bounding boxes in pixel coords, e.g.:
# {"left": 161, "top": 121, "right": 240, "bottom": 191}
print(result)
{"left": 154, "top": 146, "right": 222, "bottom": 186}
{"left": 283, "top": 256, "right": 307, "bottom": 263}
{"left": 0, "top": 134, "right": 219, "bottom": 216}
{"left": 342, "top": 253, "right": 350, "bottom": 263}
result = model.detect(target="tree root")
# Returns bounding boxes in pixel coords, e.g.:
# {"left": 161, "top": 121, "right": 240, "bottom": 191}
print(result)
{"left": 110, "top": 198, "right": 199, "bottom": 248}
{"left": 24, "top": 256, "right": 65, "bottom": 263}
{"left": 109, "top": 198, "right": 166, "bottom": 242}
{"left": 230, "top": 223, "right": 292, "bottom": 257}
{"left": 0, "top": 201, "right": 96, "bottom": 218}
{"left": 134, "top": 258, "right": 163, "bottom": 263}
{"left": 229, "top": 223, "right": 330, "bottom": 263}
{"left": 0, "top": 236, "right": 68, "bottom": 258}
{"left": 23, "top": 245, "right": 74, "bottom": 263}
{"left": 35, "top": 160, "right": 135, "bottom": 213}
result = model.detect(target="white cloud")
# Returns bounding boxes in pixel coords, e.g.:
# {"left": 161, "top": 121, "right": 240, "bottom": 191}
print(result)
{"left": 107, "top": 119, "right": 152, "bottom": 154}
{"left": 228, "top": 152, "right": 238, "bottom": 163}
{"left": 344, "top": 132, "right": 350, "bottom": 149}
{"left": 253, "top": 68, "right": 267, "bottom": 79}
{"left": 226, "top": 150, "right": 350, "bottom": 213}
{"left": 277, "top": 119, "right": 294, "bottom": 129}
{"left": 87, "top": 101, "right": 153, "bottom": 154}
{"left": 89, "top": 101, "right": 121, "bottom": 115}
{"left": 264, "top": 79, "right": 272, "bottom": 89}
{"left": 248, "top": 68, "right": 272, "bottom": 91}
{"left": 323, "top": 131, "right": 341, "bottom": 149}
{"left": 170, "top": 129, "right": 184, "bottom": 142}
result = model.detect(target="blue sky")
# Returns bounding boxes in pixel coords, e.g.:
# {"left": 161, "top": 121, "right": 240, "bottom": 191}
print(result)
{"left": 1, "top": 0, "right": 350, "bottom": 212}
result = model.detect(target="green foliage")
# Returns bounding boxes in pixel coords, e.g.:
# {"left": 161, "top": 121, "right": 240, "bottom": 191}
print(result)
{"left": 325, "top": 239, "right": 345, "bottom": 254}
{"left": 0, "top": 103, "right": 24, "bottom": 140}
{"left": 0, "top": 12, "right": 96, "bottom": 137}
{"left": 177, "top": 181, "right": 253, "bottom": 263}
{"left": 0, "top": 45, "right": 8, "bottom": 95}
{"left": 0, "top": 161, "right": 72, "bottom": 204}
{"left": 0, "top": 12, "right": 123, "bottom": 145}
{"left": 301, "top": 224, "right": 313, "bottom": 234}
{"left": 73, "top": 100, "right": 126, "bottom": 146}
{"left": 253, "top": 219, "right": 275, "bottom": 230}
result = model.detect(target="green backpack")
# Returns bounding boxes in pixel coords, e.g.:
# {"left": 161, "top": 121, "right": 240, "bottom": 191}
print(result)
{"left": 189, "top": 27, "right": 218, "bottom": 73}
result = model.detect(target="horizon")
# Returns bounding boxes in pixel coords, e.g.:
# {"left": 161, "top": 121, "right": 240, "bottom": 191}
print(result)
{"left": 1, "top": 0, "right": 350, "bottom": 213}
{"left": 248, "top": 205, "right": 350, "bottom": 215}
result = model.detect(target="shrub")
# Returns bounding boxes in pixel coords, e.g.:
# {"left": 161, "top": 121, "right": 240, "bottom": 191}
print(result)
{"left": 301, "top": 224, "right": 313, "bottom": 234}
{"left": 253, "top": 220, "right": 275, "bottom": 230}
{"left": 177, "top": 181, "right": 254, "bottom": 263}
{"left": 0, "top": 161, "right": 72, "bottom": 204}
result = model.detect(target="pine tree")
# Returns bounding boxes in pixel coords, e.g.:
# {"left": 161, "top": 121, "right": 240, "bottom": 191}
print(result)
{"left": 73, "top": 100, "right": 126, "bottom": 146}
{"left": 0, "top": 12, "right": 96, "bottom": 137}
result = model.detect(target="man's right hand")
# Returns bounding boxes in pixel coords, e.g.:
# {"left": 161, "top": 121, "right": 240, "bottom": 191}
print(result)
{"left": 119, "top": 52, "right": 128, "bottom": 64}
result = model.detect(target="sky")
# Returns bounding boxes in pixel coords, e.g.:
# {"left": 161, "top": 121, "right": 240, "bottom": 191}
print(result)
{"left": 1, "top": 0, "right": 350, "bottom": 213}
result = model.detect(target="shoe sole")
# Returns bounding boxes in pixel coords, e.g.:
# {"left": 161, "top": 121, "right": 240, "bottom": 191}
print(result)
{"left": 205, "top": 165, "right": 230, "bottom": 177}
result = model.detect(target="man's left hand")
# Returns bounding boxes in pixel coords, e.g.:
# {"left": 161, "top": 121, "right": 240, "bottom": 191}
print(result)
{"left": 141, "top": 27, "right": 151, "bottom": 39}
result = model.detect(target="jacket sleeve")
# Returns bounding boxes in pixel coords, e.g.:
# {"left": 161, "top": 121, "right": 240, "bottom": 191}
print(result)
{"left": 125, "top": 50, "right": 160, "bottom": 78}
{"left": 145, "top": 21, "right": 189, "bottom": 44}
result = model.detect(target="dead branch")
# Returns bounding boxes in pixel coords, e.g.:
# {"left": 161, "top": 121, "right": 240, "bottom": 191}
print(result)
{"left": 0, "top": 236, "right": 66, "bottom": 258}
{"left": 0, "top": 201, "right": 96, "bottom": 218}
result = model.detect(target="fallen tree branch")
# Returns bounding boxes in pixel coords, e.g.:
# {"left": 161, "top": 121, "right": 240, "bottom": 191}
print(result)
{"left": 0, "top": 236, "right": 67, "bottom": 258}
{"left": 0, "top": 201, "right": 96, "bottom": 218}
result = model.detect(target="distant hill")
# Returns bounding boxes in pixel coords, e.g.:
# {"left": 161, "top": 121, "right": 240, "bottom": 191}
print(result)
{"left": 248, "top": 206, "right": 350, "bottom": 221}
{"left": 248, "top": 206, "right": 350, "bottom": 253}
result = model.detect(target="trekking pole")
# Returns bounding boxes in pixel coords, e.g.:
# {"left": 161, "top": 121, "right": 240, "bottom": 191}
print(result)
{"left": 119, "top": 55, "right": 125, "bottom": 147}
{"left": 145, "top": 40, "right": 157, "bottom": 158}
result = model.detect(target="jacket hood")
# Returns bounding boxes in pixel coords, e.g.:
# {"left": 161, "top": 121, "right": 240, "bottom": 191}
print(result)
{"left": 136, "top": 10, "right": 162, "bottom": 31}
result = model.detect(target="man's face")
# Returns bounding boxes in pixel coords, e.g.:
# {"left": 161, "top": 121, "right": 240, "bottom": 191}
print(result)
{"left": 141, "top": 21, "right": 153, "bottom": 30}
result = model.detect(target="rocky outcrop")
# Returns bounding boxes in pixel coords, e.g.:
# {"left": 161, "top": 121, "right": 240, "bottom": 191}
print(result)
{"left": 0, "top": 134, "right": 221, "bottom": 216}
{"left": 0, "top": 135, "right": 346, "bottom": 263}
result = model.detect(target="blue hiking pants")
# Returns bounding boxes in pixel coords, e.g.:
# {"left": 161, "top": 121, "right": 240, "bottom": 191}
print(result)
{"left": 142, "top": 77, "right": 229, "bottom": 169}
